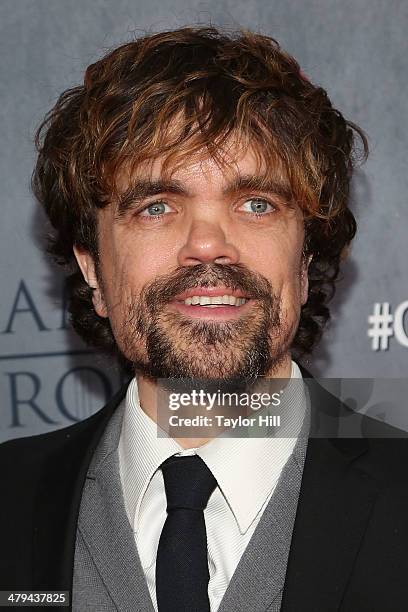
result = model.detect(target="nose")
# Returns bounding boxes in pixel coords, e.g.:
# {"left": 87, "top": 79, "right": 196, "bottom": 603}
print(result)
{"left": 177, "top": 220, "right": 240, "bottom": 267}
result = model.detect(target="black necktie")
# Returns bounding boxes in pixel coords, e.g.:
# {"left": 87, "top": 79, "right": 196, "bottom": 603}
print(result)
{"left": 156, "top": 454, "right": 217, "bottom": 612}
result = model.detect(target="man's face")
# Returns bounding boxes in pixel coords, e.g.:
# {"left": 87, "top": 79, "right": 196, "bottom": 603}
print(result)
{"left": 75, "top": 142, "right": 310, "bottom": 381}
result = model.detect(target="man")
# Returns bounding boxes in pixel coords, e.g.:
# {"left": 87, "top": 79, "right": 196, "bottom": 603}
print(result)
{"left": 1, "top": 26, "right": 408, "bottom": 612}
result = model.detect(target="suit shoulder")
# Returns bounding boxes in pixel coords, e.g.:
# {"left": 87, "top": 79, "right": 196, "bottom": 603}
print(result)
{"left": 357, "top": 416, "right": 408, "bottom": 486}
{"left": 1, "top": 409, "right": 97, "bottom": 457}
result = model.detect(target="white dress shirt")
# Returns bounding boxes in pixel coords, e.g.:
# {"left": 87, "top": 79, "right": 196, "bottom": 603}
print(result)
{"left": 118, "top": 361, "right": 307, "bottom": 612}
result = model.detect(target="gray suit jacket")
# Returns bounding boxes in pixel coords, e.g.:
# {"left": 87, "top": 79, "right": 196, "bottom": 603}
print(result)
{"left": 72, "top": 399, "right": 309, "bottom": 612}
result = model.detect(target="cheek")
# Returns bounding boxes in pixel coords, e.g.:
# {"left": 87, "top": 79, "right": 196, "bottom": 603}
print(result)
{"left": 100, "top": 232, "right": 177, "bottom": 309}
{"left": 243, "top": 232, "right": 304, "bottom": 296}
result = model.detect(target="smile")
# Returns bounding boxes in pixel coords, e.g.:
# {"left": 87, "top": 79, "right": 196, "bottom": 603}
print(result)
{"left": 169, "top": 287, "right": 252, "bottom": 319}
{"left": 180, "top": 295, "right": 247, "bottom": 307}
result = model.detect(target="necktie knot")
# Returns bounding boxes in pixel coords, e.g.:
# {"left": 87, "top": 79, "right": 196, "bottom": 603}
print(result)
{"left": 160, "top": 454, "right": 217, "bottom": 512}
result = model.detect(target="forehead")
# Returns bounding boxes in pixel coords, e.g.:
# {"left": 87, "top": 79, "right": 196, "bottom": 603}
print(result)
{"left": 114, "top": 138, "right": 288, "bottom": 193}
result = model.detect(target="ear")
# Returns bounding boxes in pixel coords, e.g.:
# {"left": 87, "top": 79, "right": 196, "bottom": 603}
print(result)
{"left": 73, "top": 245, "right": 108, "bottom": 318}
{"left": 300, "top": 253, "right": 313, "bottom": 306}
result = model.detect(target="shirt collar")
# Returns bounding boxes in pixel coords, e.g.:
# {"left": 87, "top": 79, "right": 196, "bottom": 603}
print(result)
{"left": 118, "top": 378, "right": 183, "bottom": 533}
{"left": 196, "top": 361, "right": 306, "bottom": 533}
{"left": 118, "top": 361, "right": 307, "bottom": 535}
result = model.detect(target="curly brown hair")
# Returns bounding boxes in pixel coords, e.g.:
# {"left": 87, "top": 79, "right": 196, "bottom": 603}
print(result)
{"left": 32, "top": 26, "right": 367, "bottom": 362}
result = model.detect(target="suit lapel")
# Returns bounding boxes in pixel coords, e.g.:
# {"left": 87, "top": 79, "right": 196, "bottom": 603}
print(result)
{"left": 78, "top": 449, "right": 155, "bottom": 612}
{"left": 31, "top": 386, "right": 127, "bottom": 598}
{"left": 217, "top": 371, "right": 381, "bottom": 612}
{"left": 279, "top": 370, "right": 381, "bottom": 611}
{"left": 281, "top": 435, "right": 380, "bottom": 611}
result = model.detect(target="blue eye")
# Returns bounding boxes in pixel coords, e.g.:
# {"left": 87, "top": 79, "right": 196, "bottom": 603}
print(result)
{"left": 240, "top": 198, "right": 275, "bottom": 215}
{"left": 139, "top": 201, "right": 169, "bottom": 217}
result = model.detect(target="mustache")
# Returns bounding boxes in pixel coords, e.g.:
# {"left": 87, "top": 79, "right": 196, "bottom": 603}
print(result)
{"left": 142, "top": 263, "right": 274, "bottom": 309}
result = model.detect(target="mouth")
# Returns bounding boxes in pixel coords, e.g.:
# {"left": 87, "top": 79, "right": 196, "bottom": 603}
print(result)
{"left": 168, "top": 286, "right": 253, "bottom": 320}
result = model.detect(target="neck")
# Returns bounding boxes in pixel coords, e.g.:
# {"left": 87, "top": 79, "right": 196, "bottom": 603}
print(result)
{"left": 136, "top": 354, "right": 293, "bottom": 449}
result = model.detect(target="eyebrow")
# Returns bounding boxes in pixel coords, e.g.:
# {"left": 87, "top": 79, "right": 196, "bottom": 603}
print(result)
{"left": 115, "top": 174, "right": 293, "bottom": 217}
{"left": 223, "top": 175, "right": 293, "bottom": 202}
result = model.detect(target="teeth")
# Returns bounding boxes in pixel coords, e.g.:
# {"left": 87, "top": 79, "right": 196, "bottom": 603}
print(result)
{"left": 211, "top": 296, "right": 224, "bottom": 305}
{"left": 183, "top": 295, "right": 247, "bottom": 306}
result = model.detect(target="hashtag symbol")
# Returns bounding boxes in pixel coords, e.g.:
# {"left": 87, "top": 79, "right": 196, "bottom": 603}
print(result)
{"left": 367, "top": 302, "right": 394, "bottom": 350}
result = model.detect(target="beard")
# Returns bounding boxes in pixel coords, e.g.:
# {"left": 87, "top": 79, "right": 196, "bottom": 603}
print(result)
{"left": 112, "top": 263, "right": 294, "bottom": 384}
